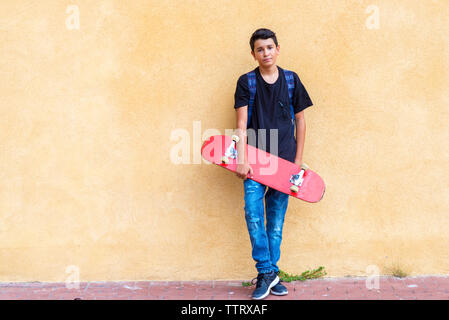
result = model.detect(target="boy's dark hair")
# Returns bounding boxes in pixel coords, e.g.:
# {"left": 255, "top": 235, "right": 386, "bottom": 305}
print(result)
{"left": 249, "top": 28, "right": 278, "bottom": 52}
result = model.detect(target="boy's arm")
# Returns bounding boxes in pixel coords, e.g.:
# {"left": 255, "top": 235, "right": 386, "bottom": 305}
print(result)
{"left": 235, "top": 106, "right": 248, "bottom": 164}
{"left": 235, "top": 106, "right": 253, "bottom": 179}
{"left": 294, "top": 110, "right": 306, "bottom": 166}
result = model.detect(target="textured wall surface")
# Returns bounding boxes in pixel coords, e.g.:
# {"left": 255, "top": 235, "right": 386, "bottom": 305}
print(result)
{"left": 0, "top": 0, "right": 448, "bottom": 281}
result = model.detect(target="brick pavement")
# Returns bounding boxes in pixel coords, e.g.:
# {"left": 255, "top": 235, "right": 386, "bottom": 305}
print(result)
{"left": 0, "top": 276, "right": 448, "bottom": 300}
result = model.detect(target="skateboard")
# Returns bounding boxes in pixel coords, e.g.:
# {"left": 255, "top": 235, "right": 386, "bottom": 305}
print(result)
{"left": 201, "top": 135, "right": 325, "bottom": 203}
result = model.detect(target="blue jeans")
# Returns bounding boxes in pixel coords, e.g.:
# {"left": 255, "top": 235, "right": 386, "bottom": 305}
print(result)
{"left": 243, "top": 179, "right": 289, "bottom": 274}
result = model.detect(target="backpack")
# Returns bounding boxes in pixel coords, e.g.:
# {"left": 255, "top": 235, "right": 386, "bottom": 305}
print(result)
{"left": 246, "top": 67, "right": 296, "bottom": 130}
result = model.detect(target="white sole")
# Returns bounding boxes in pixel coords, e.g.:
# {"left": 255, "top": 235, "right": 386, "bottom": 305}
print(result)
{"left": 270, "top": 289, "right": 288, "bottom": 296}
{"left": 252, "top": 276, "right": 280, "bottom": 300}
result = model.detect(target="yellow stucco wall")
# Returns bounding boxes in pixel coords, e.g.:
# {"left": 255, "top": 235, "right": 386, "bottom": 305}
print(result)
{"left": 0, "top": 0, "right": 448, "bottom": 282}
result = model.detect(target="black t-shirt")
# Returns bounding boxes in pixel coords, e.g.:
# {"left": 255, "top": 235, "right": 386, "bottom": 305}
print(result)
{"left": 234, "top": 66, "right": 313, "bottom": 162}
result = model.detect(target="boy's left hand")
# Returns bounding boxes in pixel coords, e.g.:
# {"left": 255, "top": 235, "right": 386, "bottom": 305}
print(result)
{"left": 294, "top": 158, "right": 302, "bottom": 167}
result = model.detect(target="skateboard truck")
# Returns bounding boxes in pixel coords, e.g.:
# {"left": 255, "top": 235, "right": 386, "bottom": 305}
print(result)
{"left": 290, "top": 163, "right": 310, "bottom": 193}
{"left": 221, "top": 135, "right": 239, "bottom": 164}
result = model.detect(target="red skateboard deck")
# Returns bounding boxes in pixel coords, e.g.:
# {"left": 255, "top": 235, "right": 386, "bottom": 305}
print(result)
{"left": 201, "top": 135, "right": 325, "bottom": 203}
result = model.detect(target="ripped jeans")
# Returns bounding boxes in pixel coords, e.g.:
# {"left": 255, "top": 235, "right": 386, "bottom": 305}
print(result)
{"left": 243, "top": 179, "right": 289, "bottom": 274}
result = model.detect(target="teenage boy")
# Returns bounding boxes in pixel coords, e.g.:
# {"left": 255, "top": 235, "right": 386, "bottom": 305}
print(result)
{"left": 233, "top": 28, "right": 313, "bottom": 300}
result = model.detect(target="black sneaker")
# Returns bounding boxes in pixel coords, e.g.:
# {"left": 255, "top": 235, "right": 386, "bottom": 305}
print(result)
{"left": 270, "top": 280, "right": 288, "bottom": 296}
{"left": 251, "top": 271, "right": 279, "bottom": 300}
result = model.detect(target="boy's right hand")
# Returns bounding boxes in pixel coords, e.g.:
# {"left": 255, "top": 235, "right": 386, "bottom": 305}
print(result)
{"left": 236, "top": 163, "right": 254, "bottom": 180}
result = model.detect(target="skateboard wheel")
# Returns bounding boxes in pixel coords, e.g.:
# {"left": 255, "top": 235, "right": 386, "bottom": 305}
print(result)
{"left": 232, "top": 135, "right": 240, "bottom": 143}
{"left": 301, "top": 163, "right": 310, "bottom": 171}
{"left": 290, "top": 185, "right": 299, "bottom": 193}
{"left": 221, "top": 156, "right": 229, "bottom": 164}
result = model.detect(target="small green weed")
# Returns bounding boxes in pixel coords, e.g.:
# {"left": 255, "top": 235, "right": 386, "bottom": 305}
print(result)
{"left": 242, "top": 266, "right": 327, "bottom": 287}
{"left": 390, "top": 266, "right": 408, "bottom": 278}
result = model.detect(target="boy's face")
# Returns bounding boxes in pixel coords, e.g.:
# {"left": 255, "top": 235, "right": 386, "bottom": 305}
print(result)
{"left": 251, "top": 38, "right": 280, "bottom": 68}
